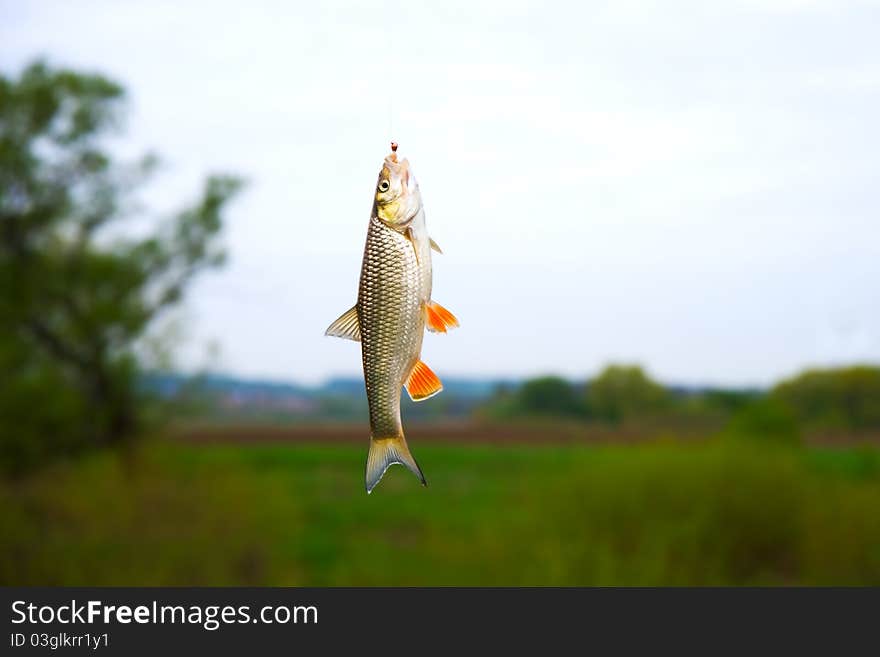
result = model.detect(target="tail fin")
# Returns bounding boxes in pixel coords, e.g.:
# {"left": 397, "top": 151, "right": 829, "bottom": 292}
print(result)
{"left": 365, "top": 434, "right": 427, "bottom": 494}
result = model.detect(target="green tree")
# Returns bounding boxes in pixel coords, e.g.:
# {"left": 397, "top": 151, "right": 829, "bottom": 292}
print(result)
{"left": 586, "top": 365, "right": 669, "bottom": 423}
{"left": 516, "top": 376, "right": 581, "bottom": 416}
{"left": 771, "top": 366, "right": 880, "bottom": 431}
{"left": 0, "top": 60, "right": 242, "bottom": 473}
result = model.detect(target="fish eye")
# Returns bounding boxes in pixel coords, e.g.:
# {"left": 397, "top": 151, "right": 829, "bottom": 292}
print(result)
{"left": 378, "top": 180, "right": 390, "bottom": 192}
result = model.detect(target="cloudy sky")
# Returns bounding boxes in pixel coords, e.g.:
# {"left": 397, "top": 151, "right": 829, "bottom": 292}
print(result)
{"left": 3, "top": 0, "right": 879, "bottom": 386}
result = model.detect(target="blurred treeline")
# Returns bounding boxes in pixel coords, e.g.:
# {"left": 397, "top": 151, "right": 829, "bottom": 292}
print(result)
{"left": 479, "top": 365, "right": 880, "bottom": 444}
{"left": 3, "top": 59, "right": 879, "bottom": 480}
{"left": 0, "top": 60, "right": 241, "bottom": 474}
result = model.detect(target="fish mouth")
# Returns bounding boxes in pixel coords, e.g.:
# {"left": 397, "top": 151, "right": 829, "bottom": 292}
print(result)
{"left": 385, "top": 154, "right": 410, "bottom": 175}
{"left": 397, "top": 162, "right": 418, "bottom": 196}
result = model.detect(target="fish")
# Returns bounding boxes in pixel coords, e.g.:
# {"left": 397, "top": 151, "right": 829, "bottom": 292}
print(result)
{"left": 326, "top": 144, "right": 458, "bottom": 493}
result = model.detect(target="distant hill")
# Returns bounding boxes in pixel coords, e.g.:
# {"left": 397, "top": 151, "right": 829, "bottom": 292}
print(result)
{"left": 141, "top": 371, "right": 521, "bottom": 421}
{"left": 144, "top": 372, "right": 313, "bottom": 398}
{"left": 144, "top": 372, "right": 517, "bottom": 400}
{"left": 321, "top": 376, "right": 518, "bottom": 399}
{"left": 143, "top": 371, "right": 765, "bottom": 424}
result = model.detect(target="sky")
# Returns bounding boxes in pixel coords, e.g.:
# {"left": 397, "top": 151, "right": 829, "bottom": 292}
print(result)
{"left": 2, "top": 0, "right": 879, "bottom": 386}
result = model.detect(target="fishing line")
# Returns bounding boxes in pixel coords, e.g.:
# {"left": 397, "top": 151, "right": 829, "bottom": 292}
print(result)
{"left": 388, "top": 91, "right": 393, "bottom": 145}
{"left": 384, "top": 11, "right": 395, "bottom": 147}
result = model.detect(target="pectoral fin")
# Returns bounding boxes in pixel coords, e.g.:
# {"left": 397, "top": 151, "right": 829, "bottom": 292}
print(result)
{"left": 404, "top": 360, "right": 443, "bottom": 401}
{"left": 404, "top": 227, "right": 420, "bottom": 265}
{"left": 325, "top": 305, "right": 360, "bottom": 341}
{"left": 424, "top": 301, "right": 460, "bottom": 333}
{"left": 429, "top": 237, "right": 443, "bottom": 254}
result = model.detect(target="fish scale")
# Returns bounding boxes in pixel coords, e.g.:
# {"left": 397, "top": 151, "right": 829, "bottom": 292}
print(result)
{"left": 358, "top": 216, "right": 428, "bottom": 439}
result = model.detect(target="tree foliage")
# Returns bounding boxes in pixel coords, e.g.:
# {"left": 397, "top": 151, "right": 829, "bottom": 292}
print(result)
{"left": 585, "top": 365, "right": 669, "bottom": 423}
{"left": 0, "top": 60, "right": 242, "bottom": 473}
{"left": 771, "top": 366, "right": 880, "bottom": 431}
{"left": 516, "top": 376, "right": 582, "bottom": 416}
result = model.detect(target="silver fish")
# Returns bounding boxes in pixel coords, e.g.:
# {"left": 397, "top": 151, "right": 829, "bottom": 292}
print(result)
{"left": 326, "top": 145, "right": 458, "bottom": 493}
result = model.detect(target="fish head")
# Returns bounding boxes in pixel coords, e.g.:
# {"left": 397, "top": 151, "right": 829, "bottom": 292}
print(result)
{"left": 374, "top": 151, "right": 421, "bottom": 228}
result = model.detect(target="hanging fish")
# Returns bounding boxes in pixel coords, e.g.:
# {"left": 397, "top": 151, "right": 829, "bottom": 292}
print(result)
{"left": 326, "top": 144, "right": 458, "bottom": 493}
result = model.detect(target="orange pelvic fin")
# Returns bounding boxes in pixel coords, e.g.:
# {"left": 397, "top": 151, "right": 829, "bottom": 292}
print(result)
{"left": 425, "top": 301, "right": 460, "bottom": 333}
{"left": 404, "top": 360, "right": 443, "bottom": 401}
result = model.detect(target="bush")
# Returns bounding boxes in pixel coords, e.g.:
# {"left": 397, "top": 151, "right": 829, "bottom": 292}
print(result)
{"left": 724, "top": 398, "right": 801, "bottom": 446}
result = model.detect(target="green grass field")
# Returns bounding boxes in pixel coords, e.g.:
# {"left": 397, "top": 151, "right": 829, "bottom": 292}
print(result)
{"left": 2, "top": 439, "right": 880, "bottom": 585}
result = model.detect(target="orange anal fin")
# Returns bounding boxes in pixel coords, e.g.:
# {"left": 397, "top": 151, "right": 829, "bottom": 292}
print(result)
{"left": 425, "top": 301, "right": 459, "bottom": 333}
{"left": 404, "top": 360, "right": 443, "bottom": 401}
